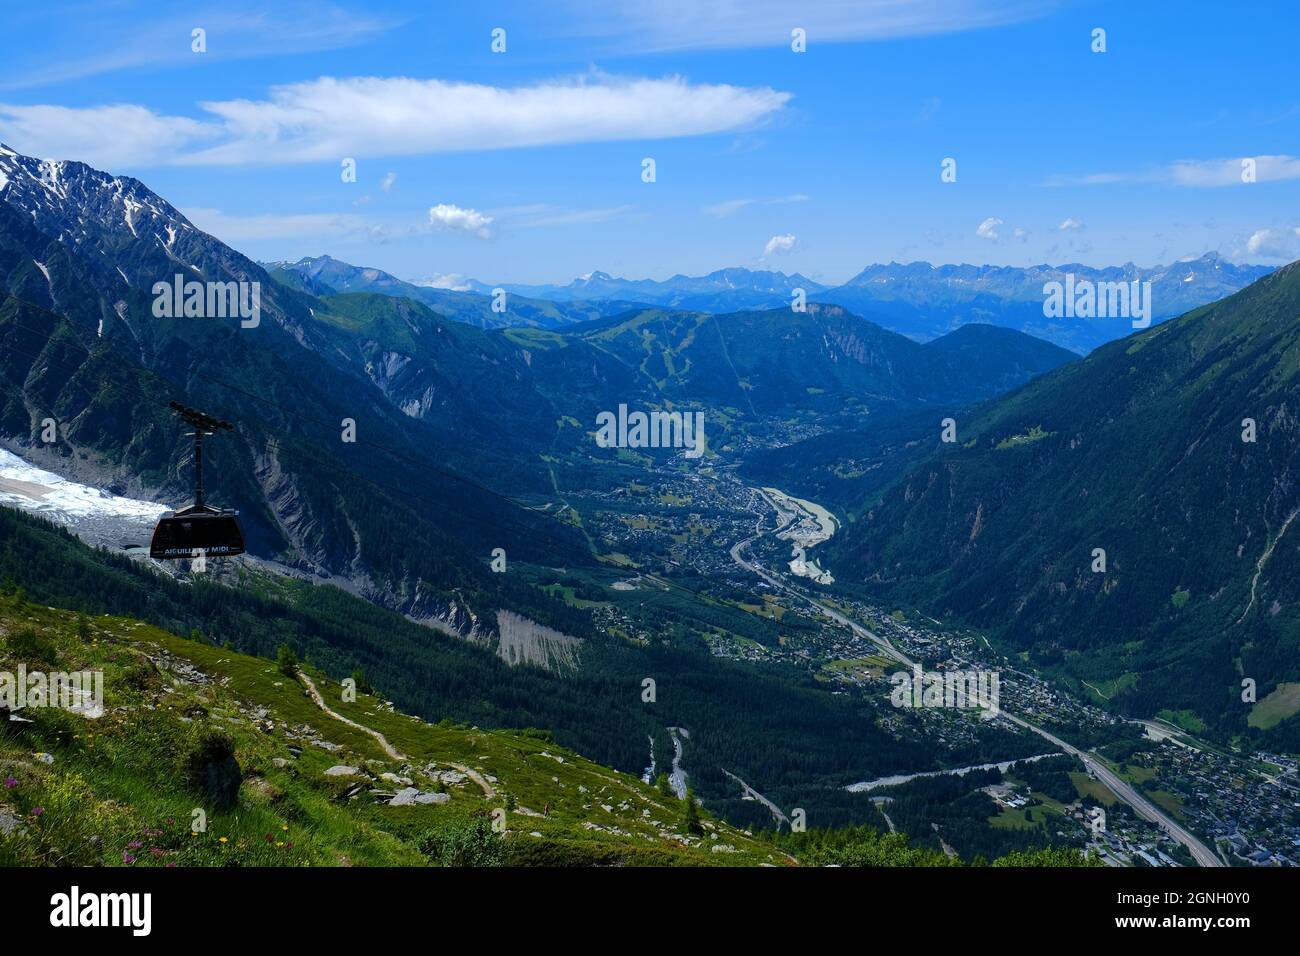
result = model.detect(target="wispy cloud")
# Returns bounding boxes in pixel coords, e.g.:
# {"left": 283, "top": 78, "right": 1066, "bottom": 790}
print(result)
{"left": 704, "top": 198, "right": 758, "bottom": 218}
{"left": 559, "top": 0, "right": 1058, "bottom": 53}
{"left": 0, "top": 73, "right": 791, "bottom": 169}
{"left": 182, "top": 207, "right": 388, "bottom": 242}
{"left": 976, "top": 217, "right": 1003, "bottom": 240}
{"left": 1046, "top": 155, "right": 1300, "bottom": 188}
{"left": 703, "top": 193, "right": 808, "bottom": 217}
{"left": 0, "top": 2, "right": 394, "bottom": 89}
{"left": 496, "top": 204, "right": 634, "bottom": 229}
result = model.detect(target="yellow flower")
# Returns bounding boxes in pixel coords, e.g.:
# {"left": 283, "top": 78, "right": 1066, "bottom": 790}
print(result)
{"left": 218, "top": 837, "right": 228, "bottom": 844}
{"left": 281, "top": 824, "right": 289, "bottom": 831}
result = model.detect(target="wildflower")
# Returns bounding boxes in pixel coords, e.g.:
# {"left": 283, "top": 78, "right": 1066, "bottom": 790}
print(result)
{"left": 2, "top": 777, "right": 16, "bottom": 789}
{"left": 127, "top": 840, "right": 143, "bottom": 849}
{"left": 218, "top": 836, "right": 228, "bottom": 844}
{"left": 123, "top": 851, "right": 136, "bottom": 864}
{"left": 30, "top": 807, "right": 43, "bottom": 817}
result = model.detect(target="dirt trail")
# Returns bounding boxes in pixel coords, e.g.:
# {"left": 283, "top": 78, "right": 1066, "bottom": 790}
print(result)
{"left": 298, "top": 672, "right": 496, "bottom": 797}
{"left": 297, "top": 672, "right": 405, "bottom": 761}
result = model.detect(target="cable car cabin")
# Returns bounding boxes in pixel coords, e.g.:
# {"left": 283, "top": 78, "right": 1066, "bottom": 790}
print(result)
{"left": 149, "top": 505, "right": 246, "bottom": 560}
{"left": 151, "top": 401, "right": 246, "bottom": 561}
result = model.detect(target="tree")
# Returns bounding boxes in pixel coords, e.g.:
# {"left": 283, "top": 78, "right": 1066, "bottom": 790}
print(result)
{"left": 655, "top": 772, "right": 672, "bottom": 798}
{"left": 350, "top": 666, "right": 373, "bottom": 695}
{"left": 276, "top": 643, "right": 298, "bottom": 678}
{"left": 683, "top": 788, "right": 703, "bottom": 835}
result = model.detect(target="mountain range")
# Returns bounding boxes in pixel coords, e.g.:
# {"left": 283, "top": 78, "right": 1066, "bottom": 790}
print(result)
{"left": 278, "top": 254, "right": 1274, "bottom": 354}
{"left": 0, "top": 143, "right": 1080, "bottom": 807}
{"left": 6, "top": 139, "right": 1298, "bottom": 779}
{"left": 798, "top": 261, "right": 1300, "bottom": 747}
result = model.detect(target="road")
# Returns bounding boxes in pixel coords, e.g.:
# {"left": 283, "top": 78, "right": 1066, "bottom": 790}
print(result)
{"left": 722, "top": 768, "right": 789, "bottom": 827}
{"left": 729, "top": 525, "right": 1224, "bottom": 868}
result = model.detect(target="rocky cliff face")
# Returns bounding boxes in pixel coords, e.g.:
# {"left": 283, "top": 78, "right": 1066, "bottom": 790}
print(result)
{"left": 493, "top": 610, "right": 582, "bottom": 672}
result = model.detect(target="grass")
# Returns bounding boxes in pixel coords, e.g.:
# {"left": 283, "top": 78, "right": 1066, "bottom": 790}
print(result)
{"left": 0, "top": 595, "right": 784, "bottom": 867}
{"left": 1247, "top": 682, "right": 1300, "bottom": 730}
{"left": 1069, "top": 772, "right": 1119, "bottom": 807}
{"left": 995, "top": 425, "right": 1053, "bottom": 450}
{"left": 1155, "top": 709, "right": 1208, "bottom": 734}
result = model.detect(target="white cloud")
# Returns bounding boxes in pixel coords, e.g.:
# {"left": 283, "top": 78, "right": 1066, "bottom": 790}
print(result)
{"left": 1057, "top": 217, "right": 1084, "bottom": 231}
{"left": 0, "top": 74, "right": 791, "bottom": 169}
{"left": 0, "top": 104, "right": 215, "bottom": 168}
{"left": 562, "top": 0, "right": 1058, "bottom": 52}
{"left": 762, "top": 233, "right": 796, "bottom": 257}
{"left": 1245, "top": 227, "right": 1300, "bottom": 260}
{"left": 429, "top": 203, "right": 494, "bottom": 239}
{"left": 976, "top": 217, "right": 1003, "bottom": 240}
{"left": 380, "top": 171, "right": 397, "bottom": 192}
{"left": 415, "top": 274, "right": 474, "bottom": 292}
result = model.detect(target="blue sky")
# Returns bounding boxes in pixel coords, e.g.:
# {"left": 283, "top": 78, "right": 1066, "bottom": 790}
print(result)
{"left": 0, "top": 0, "right": 1297, "bottom": 285}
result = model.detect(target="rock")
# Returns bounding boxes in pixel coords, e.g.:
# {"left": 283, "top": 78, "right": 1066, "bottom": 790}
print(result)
{"left": 380, "top": 772, "right": 413, "bottom": 786}
{"left": 0, "top": 808, "right": 26, "bottom": 836}
{"left": 271, "top": 757, "right": 289, "bottom": 768}
{"left": 324, "top": 765, "right": 360, "bottom": 777}
{"left": 388, "top": 787, "right": 450, "bottom": 806}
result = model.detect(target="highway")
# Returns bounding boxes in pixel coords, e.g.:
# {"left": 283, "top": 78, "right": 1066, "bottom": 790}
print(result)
{"left": 728, "top": 526, "right": 1224, "bottom": 867}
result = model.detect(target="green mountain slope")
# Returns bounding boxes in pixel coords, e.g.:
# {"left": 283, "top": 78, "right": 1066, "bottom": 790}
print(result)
{"left": 827, "top": 261, "right": 1300, "bottom": 745}
{"left": 0, "top": 593, "right": 786, "bottom": 867}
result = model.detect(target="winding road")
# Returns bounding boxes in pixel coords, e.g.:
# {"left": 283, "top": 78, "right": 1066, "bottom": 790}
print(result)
{"left": 728, "top": 519, "right": 1224, "bottom": 868}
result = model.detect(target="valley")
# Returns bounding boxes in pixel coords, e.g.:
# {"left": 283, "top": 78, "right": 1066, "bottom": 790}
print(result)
{"left": 0, "top": 141, "right": 1296, "bottom": 872}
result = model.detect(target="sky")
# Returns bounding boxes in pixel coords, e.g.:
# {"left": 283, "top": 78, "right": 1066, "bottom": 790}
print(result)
{"left": 0, "top": 0, "right": 1297, "bottom": 286}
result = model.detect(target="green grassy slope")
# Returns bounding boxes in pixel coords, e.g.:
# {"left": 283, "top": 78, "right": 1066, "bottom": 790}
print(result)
{"left": 0, "top": 593, "right": 786, "bottom": 867}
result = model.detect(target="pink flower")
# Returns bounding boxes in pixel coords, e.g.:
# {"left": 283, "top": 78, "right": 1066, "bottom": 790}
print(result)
{"left": 30, "top": 807, "right": 43, "bottom": 817}
{"left": 2, "top": 777, "right": 16, "bottom": 790}
{"left": 122, "top": 851, "right": 136, "bottom": 864}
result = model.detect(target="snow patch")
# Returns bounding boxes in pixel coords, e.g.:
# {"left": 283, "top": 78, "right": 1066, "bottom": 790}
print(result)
{"left": 0, "top": 448, "right": 168, "bottom": 520}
